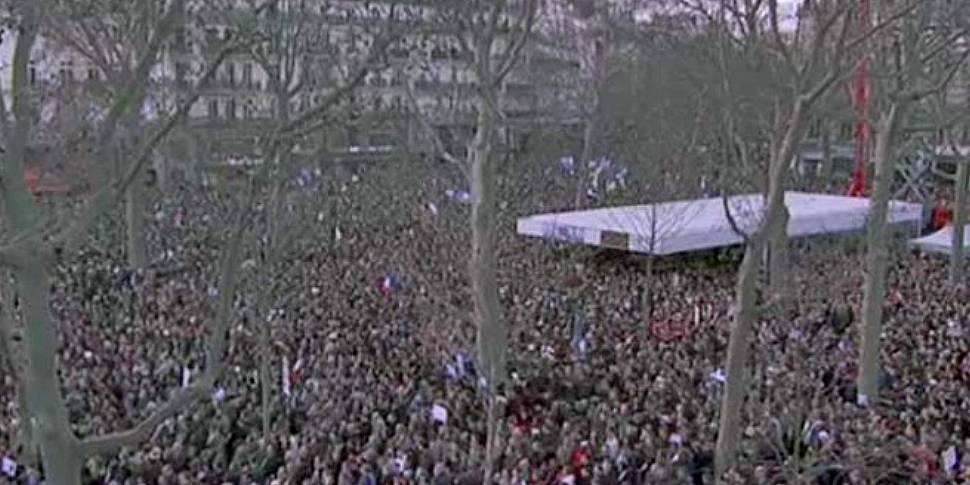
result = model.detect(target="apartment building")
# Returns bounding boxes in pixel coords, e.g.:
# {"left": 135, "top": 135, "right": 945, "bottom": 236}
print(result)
{"left": 0, "top": 0, "right": 567, "bottom": 167}
{"left": 171, "top": 0, "right": 549, "bottom": 160}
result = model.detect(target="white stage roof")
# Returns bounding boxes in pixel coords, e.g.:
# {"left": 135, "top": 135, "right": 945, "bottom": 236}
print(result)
{"left": 517, "top": 192, "right": 924, "bottom": 255}
{"left": 910, "top": 225, "right": 970, "bottom": 255}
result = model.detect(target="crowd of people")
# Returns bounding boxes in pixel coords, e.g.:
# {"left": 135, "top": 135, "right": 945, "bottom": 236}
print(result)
{"left": 2, "top": 157, "right": 970, "bottom": 485}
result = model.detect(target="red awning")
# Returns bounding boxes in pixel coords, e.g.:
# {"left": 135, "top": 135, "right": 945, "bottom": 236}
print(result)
{"left": 24, "top": 167, "right": 77, "bottom": 196}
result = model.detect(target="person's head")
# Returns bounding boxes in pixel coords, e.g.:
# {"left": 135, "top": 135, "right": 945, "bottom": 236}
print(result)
{"left": 563, "top": 274, "right": 584, "bottom": 296}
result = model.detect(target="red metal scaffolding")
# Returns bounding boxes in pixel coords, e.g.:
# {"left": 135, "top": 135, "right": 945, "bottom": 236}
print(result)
{"left": 846, "top": 0, "right": 873, "bottom": 197}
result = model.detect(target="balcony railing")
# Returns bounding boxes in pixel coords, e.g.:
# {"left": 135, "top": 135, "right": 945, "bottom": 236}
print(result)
{"left": 414, "top": 81, "right": 476, "bottom": 93}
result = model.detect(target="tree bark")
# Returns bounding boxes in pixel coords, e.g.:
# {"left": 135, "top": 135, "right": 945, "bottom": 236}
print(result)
{"left": 125, "top": 167, "right": 149, "bottom": 269}
{"left": 820, "top": 120, "right": 834, "bottom": 186}
{"left": 13, "top": 256, "right": 83, "bottom": 484}
{"left": 122, "top": 86, "right": 151, "bottom": 270}
{"left": 644, "top": 255, "right": 655, "bottom": 321}
{"left": 574, "top": 111, "right": 596, "bottom": 209}
{"left": 258, "top": 86, "right": 291, "bottom": 443}
{"left": 950, "top": 159, "right": 968, "bottom": 283}
{"left": 12, "top": 244, "right": 83, "bottom": 485}
{"left": 644, "top": 207, "right": 658, "bottom": 321}
{"left": 768, "top": 203, "right": 792, "bottom": 310}
{"left": 857, "top": 106, "right": 901, "bottom": 400}
{"left": 0, "top": 275, "right": 37, "bottom": 466}
{"left": 714, "top": 239, "right": 762, "bottom": 479}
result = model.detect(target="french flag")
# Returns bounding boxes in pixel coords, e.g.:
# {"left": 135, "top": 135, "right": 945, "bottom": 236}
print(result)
{"left": 445, "top": 189, "right": 471, "bottom": 204}
{"left": 559, "top": 156, "right": 576, "bottom": 175}
{"left": 378, "top": 275, "right": 403, "bottom": 296}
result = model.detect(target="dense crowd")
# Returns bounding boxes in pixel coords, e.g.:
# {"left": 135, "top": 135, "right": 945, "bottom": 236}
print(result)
{"left": 2, "top": 158, "right": 970, "bottom": 485}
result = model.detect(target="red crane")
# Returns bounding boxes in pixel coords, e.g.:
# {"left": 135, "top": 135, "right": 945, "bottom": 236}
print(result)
{"left": 846, "top": 0, "right": 872, "bottom": 197}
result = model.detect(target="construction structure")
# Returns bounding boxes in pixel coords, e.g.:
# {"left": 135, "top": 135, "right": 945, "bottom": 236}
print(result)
{"left": 517, "top": 192, "right": 924, "bottom": 256}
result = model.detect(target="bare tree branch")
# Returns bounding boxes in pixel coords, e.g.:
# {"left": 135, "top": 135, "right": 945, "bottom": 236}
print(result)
{"left": 920, "top": 28, "right": 969, "bottom": 65}
{"left": 275, "top": 32, "right": 399, "bottom": 138}
{"left": 721, "top": 192, "right": 752, "bottom": 243}
{"left": 79, "top": 180, "right": 254, "bottom": 459}
{"left": 906, "top": 48, "right": 970, "bottom": 101}
{"left": 78, "top": 380, "right": 210, "bottom": 457}
{"left": 841, "top": 0, "right": 922, "bottom": 55}
{"left": 404, "top": 80, "right": 467, "bottom": 177}
{"left": 49, "top": 40, "right": 245, "bottom": 254}
{"left": 59, "top": 0, "right": 187, "bottom": 150}
{"left": 767, "top": 0, "right": 796, "bottom": 81}
{"left": 492, "top": 0, "right": 539, "bottom": 87}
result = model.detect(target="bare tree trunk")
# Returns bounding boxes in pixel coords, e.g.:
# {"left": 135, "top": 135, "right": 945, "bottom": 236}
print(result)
{"left": 15, "top": 380, "right": 36, "bottom": 466}
{"left": 857, "top": 105, "right": 901, "bottom": 400}
{"left": 261, "top": 166, "right": 286, "bottom": 444}
{"left": 470, "top": 101, "right": 505, "bottom": 480}
{"left": 122, "top": 89, "right": 151, "bottom": 270}
{"left": 820, "top": 120, "right": 834, "bottom": 187}
{"left": 0, "top": 275, "right": 37, "bottom": 467}
{"left": 251, "top": 87, "right": 291, "bottom": 444}
{"left": 768, "top": 203, "right": 792, "bottom": 309}
{"left": 950, "top": 159, "right": 968, "bottom": 283}
{"left": 715, "top": 99, "right": 805, "bottom": 477}
{"left": 0, "top": 16, "right": 84, "bottom": 481}
{"left": 1, "top": 335, "right": 35, "bottom": 464}
{"left": 23, "top": 284, "right": 82, "bottom": 484}
{"left": 13, "top": 250, "right": 83, "bottom": 483}
{"left": 713, "top": 239, "right": 761, "bottom": 479}
{"left": 644, "top": 255, "right": 655, "bottom": 320}
{"left": 125, "top": 170, "right": 149, "bottom": 268}
{"left": 574, "top": 117, "right": 596, "bottom": 209}
{"left": 0, "top": 274, "right": 17, "bottom": 380}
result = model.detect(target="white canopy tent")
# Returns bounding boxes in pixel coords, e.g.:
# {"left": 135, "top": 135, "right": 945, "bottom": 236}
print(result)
{"left": 517, "top": 192, "right": 924, "bottom": 255}
{"left": 909, "top": 225, "right": 970, "bottom": 255}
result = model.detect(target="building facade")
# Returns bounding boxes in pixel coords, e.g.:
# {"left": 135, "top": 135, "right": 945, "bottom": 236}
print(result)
{"left": 0, "top": 0, "right": 569, "bottom": 170}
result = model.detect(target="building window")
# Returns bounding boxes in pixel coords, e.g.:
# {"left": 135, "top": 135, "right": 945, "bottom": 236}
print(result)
{"left": 243, "top": 63, "right": 253, "bottom": 88}
{"left": 226, "top": 98, "right": 236, "bottom": 120}
{"left": 175, "top": 28, "right": 186, "bottom": 50}
{"left": 226, "top": 63, "right": 235, "bottom": 87}
{"left": 175, "top": 62, "right": 188, "bottom": 86}
{"left": 60, "top": 63, "right": 74, "bottom": 83}
{"left": 208, "top": 98, "right": 219, "bottom": 119}
{"left": 87, "top": 68, "right": 99, "bottom": 81}
{"left": 244, "top": 100, "right": 255, "bottom": 119}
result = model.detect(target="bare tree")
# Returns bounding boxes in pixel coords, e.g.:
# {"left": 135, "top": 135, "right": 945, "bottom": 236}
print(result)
{"left": 0, "top": 0, "right": 260, "bottom": 481}
{"left": 407, "top": 0, "right": 538, "bottom": 478}
{"left": 946, "top": 125, "right": 970, "bottom": 283}
{"left": 229, "top": 0, "right": 401, "bottom": 444}
{"left": 231, "top": 0, "right": 401, "bottom": 442}
{"left": 856, "top": 0, "right": 970, "bottom": 401}
{"left": 599, "top": 40, "right": 709, "bottom": 318}
{"left": 675, "top": 0, "right": 925, "bottom": 476}
{"left": 42, "top": 0, "right": 195, "bottom": 269}
{"left": 537, "top": 0, "right": 640, "bottom": 209}
{"left": 926, "top": 51, "right": 970, "bottom": 282}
